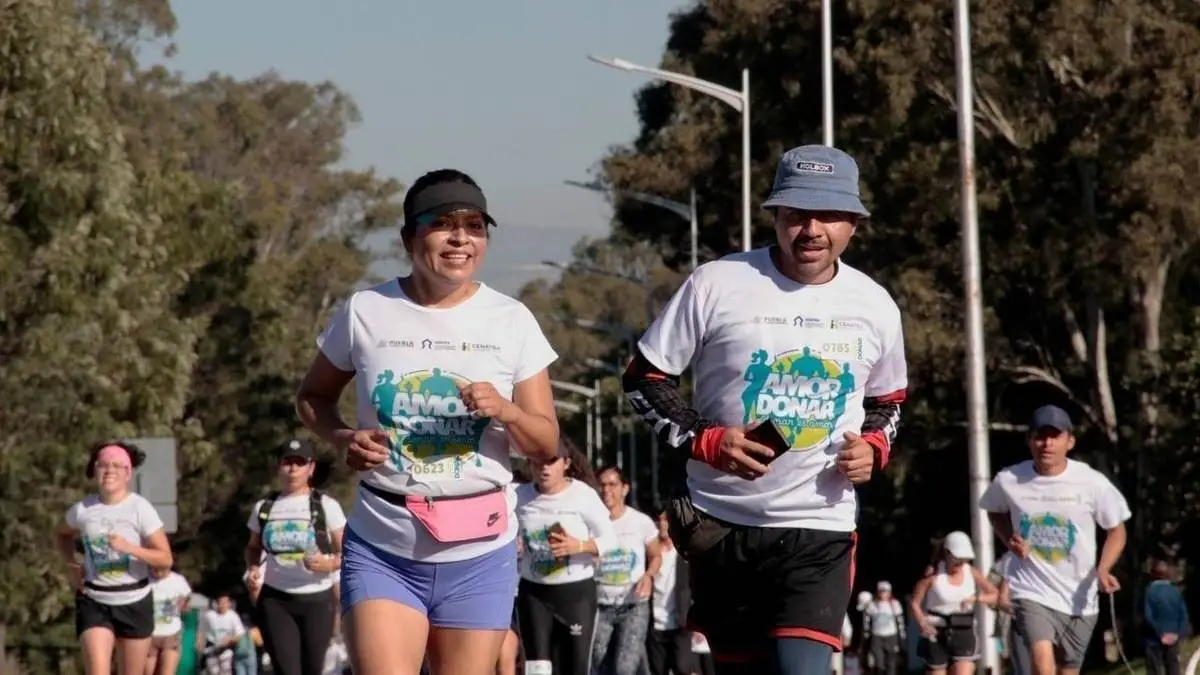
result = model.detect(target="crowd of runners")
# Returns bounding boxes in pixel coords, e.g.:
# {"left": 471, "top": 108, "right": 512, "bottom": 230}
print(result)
{"left": 55, "top": 147, "right": 1188, "bottom": 675}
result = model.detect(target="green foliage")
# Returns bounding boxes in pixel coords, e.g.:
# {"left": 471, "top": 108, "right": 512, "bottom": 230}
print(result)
{"left": 528, "top": 0, "right": 1200, "bottom": 662}
{"left": 0, "top": 0, "right": 402, "bottom": 660}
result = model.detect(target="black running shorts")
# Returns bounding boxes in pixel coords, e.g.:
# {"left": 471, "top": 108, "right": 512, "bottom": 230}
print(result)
{"left": 686, "top": 519, "right": 856, "bottom": 659}
{"left": 75, "top": 592, "right": 155, "bottom": 639}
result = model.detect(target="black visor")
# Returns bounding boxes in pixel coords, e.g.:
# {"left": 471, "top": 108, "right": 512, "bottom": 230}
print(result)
{"left": 409, "top": 182, "right": 497, "bottom": 226}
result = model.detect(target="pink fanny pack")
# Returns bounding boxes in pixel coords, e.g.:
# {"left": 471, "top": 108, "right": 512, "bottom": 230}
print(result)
{"left": 405, "top": 488, "right": 508, "bottom": 543}
{"left": 360, "top": 481, "right": 508, "bottom": 543}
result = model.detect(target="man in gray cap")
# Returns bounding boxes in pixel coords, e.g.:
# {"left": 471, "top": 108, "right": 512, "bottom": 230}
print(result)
{"left": 979, "top": 405, "right": 1131, "bottom": 675}
{"left": 623, "top": 145, "right": 908, "bottom": 674}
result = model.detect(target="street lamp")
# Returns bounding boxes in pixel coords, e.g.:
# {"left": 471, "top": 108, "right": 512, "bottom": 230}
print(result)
{"left": 952, "top": 0, "right": 997, "bottom": 671}
{"left": 587, "top": 55, "right": 751, "bottom": 253}
{"left": 821, "top": 0, "right": 834, "bottom": 146}
{"left": 546, "top": 312, "right": 654, "bottom": 502}
{"left": 551, "top": 380, "right": 601, "bottom": 464}
{"left": 565, "top": 179, "right": 699, "bottom": 270}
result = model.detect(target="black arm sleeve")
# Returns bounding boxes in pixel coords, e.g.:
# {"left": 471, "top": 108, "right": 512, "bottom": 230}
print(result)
{"left": 621, "top": 350, "right": 722, "bottom": 455}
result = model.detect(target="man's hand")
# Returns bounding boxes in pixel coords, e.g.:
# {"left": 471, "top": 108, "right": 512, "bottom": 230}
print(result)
{"left": 1162, "top": 633, "right": 1179, "bottom": 646}
{"left": 712, "top": 427, "right": 775, "bottom": 480}
{"left": 1008, "top": 533, "right": 1031, "bottom": 559}
{"left": 837, "top": 432, "right": 874, "bottom": 484}
{"left": 1097, "top": 569, "right": 1120, "bottom": 593}
{"left": 339, "top": 429, "right": 391, "bottom": 471}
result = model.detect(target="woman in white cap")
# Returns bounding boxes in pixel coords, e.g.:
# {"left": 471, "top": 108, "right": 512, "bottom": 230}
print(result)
{"left": 909, "top": 531, "right": 999, "bottom": 674}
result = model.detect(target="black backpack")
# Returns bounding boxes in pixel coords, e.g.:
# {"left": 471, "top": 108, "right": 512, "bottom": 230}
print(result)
{"left": 257, "top": 490, "right": 332, "bottom": 555}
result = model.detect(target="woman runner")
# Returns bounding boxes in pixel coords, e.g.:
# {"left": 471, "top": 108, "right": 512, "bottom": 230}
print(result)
{"left": 244, "top": 439, "right": 346, "bottom": 675}
{"left": 909, "top": 531, "right": 998, "bottom": 675}
{"left": 296, "top": 169, "right": 559, "bottom": 675}
{"left": 515, "top": 439, "right": 615, "bottom": 675}
{"left": 591, "top": 466, "right": 662, "bottom": 675}
{"left": 57, "top": 441, "right": 173, "bottom": 675}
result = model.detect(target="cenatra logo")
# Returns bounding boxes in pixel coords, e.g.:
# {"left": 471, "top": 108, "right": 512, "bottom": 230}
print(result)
{"left": 369, "top": 368, "right": 489, "bottom": 480}
{"left": 1019, "top": 512, "right": 1077, "bottom": 563}
{"left": 740, "top": 347, "right": 856, "bottom": 449}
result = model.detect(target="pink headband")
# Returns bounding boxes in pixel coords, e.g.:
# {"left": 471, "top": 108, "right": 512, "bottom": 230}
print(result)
{"left": 97, "top": 444, "right": 132, "bottom": 468}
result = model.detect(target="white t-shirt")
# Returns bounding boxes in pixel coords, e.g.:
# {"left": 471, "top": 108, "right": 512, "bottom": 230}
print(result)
{"left": 979, "top": 459, "right": 1131, "bottom": 616}
{"left": 247, "top": 492, "right": 347, "bottom": 594}
{"left": 151, "top": 572, "right": 192, "bottom": 637}
{"left": 596, "top": 507, "right": 658, "bottom": 606}
{"left": 516, "top": 480, "right": 617, "bottom": 584}
{"left": 317, "top": 280, "right": 558, "bottom": 563}
{"left": 652, "top": 545, "right": 680, "bottom": 631}
{"left": 202, "top": 609, "right": 245, "bottom": 646}
{"left": 864, "top": 599, "right": 904, "bottom": 637}
{"left": 637, "top": 249, "right": 908, "bottom": 531}
{"left": 66, "top": 493, "right": 165, "bottom": 605}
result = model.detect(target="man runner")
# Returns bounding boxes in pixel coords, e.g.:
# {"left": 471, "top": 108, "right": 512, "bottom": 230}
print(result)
{"left": 979, "top": 405, "right": 1130, "bottom": 675}
{"left": 623, "top": 145, "right": 908, "bottom": 675}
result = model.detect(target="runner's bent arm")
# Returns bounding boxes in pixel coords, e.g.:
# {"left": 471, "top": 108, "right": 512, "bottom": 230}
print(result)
{"left": 623, "top": 275, "right": 727, "bottom": 463}
{"left": 56, "top": 523, "right": 79, "bottom": 564}
{"left": 1097, "top": 522, "right": 1126, "bottom": 578}
{"left": 909, "top": 575, "right": 934, "bottom": 627}
{"left": 972, "top": 565, "right": 1000, "bottom": 607}
{"left": 1094, "top": 475, "right": 1132, "bottom": 578}
{"left": 623, "top": 352, "right": 726, "bottom": 463}
{"left": 859, "top": 303, "right": 908, "bottom": 471}
{"left": 296, "top": 352, "right": 356, "bottom": 448}
{"left": 504, "top": 369, "right": 559, "bottom": 462}
{"left": 644, "top": 536, "right": 664, "bottom": 579}
{"left": 987, "top": 512, "right": 1015, "bottom": 547}
{"left": 130, "top": 528, "right": 173, "bottom": 569}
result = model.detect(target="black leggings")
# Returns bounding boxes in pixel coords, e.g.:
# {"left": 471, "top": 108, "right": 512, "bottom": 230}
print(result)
{"left": 257, "top": 585, "right": 336, "bottom": 675}
{"left": 517, "top": 577, "right": 598, "bottom": 675}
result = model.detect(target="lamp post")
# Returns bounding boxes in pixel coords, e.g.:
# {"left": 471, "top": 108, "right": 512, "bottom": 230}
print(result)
{"left": 551, "top": 380, "right": 601, "bottom": 464}
{"left": 565, "top": 179, "right": 699, "bottom": 270}
{"left": 548, "top": 314, "right": 639, "bottom": 477}
{"left": 547, "top": 312, "right": 653, "bottom": 502}
{"left": 952, "top": 0, "right": 997, "bottom": 671}
{"left": 821, "top": 0, "right": 834, "bottom": 146}
{"left": 587, "top": 56, "right": 751, "bottom": 252}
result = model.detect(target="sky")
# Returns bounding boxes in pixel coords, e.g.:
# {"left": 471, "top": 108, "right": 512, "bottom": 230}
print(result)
{"left": 162, "top": 0, "right": 688, "bottom": 294}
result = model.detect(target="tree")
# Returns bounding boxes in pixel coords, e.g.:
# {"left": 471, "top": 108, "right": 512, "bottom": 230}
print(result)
{"left": 532, "top": 0, "right": 1200, "bottom": 653}
{"left": 0, "top": 0, "right": 229, "bottom": 662}
{"left": 0, "top": 2, "right": 404, "bottom": 665}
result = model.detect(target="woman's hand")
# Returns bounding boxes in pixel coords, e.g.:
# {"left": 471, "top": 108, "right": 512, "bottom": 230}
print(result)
{"left": 337, "top": 429, "right": 391, "bottom": 471}
{"left": 548, "top": 531, "right": 584, "bottom": 559}
{"left": 107, "top": 533, "right": 136, "bottom": 555}
{"left": 634, "top": 575, "right": 653, "bottom": 600}
{"left": 459, "top": 382, "right": 518, "bottom": 423}
{"left": 303, "top": 553, "right": 337, "bottom": 574}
